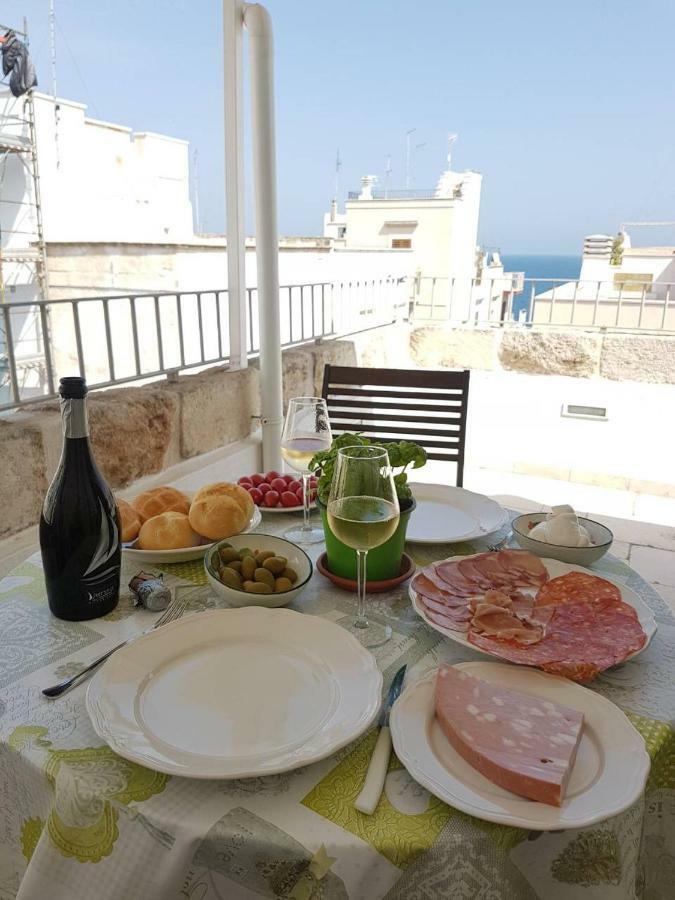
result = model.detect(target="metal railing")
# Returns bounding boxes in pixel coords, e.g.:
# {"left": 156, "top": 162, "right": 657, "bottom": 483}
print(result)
{"left": 347, "top": 189, "right": 438, "bottom": 201}
{"left": 412, "top": 275, "right": 675, "bottom": 333}
{"left": 0, "top": 276, "right": 408, "bottom": 412}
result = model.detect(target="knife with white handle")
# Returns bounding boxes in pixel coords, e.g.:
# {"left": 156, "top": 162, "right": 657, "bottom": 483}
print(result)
{"left": 355, "top": 664, "right": 406, "bottom": 815}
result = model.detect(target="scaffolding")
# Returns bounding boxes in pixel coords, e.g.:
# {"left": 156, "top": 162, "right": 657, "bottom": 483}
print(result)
{"left": 0, "top": 19, "right": 50, "bottom": 402}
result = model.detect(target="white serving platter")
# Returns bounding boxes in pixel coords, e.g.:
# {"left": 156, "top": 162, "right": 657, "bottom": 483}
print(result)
{"left": 122, "top": 505, "right": 261, "bottom": 564}
{"left": 86, "top": 606, "right": 382, "bottom": 778}
{"left": 410, "top": 554, "right": 656, "bottom": 662}
{"left": 390, "top": 661, "right": 650, "bottom": 830}
{"left": 406, "top": 483, "right": 509, "bottom": 544}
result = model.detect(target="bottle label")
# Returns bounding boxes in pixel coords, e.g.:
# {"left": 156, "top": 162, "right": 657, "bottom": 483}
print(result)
{"left": 61, "top": 398, "right": 89, "bottom": 439}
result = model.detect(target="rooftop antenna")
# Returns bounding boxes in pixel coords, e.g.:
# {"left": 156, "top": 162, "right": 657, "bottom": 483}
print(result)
{"left": 49, "top": 0, "right": 60, "bottom": 168}
{"left": 405, "top": 128, "right": 416, "bottom": 190}
{"left": 193, "top": 148, "right": 201, "bottom": 233}
{"left": 411, "top": 141, "right": 426, "bottom": 187}
{"left": 334, "top": 148, "right": 342, "bottom": 202}
{"left": 446, "top": 133, "right": 458, "bottom": 170}
{"left": 384, "top": 153, "right": 392, "bottom": 198}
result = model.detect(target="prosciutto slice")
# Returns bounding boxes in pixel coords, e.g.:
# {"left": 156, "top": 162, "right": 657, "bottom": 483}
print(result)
{"left": 471, "top": 591, "right": 544, "bottom": 645}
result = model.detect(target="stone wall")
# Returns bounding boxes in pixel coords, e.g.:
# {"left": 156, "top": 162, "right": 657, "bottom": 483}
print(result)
{"left": 409, "top": 325, "right": 675, "bottom": 383}
{"left": 0, "top": 340, "right": 356, "bottom": 538}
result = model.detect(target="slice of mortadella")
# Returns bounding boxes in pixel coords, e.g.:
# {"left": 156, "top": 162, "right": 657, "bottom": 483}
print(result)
{"left": 434, "top": 665, "right": 584, "bottom": 806}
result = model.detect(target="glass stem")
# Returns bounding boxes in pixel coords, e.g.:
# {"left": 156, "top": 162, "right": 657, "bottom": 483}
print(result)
{"left": 302, "top": 472, "right": 311, "bottom": 531}
{"left": 355, "top": 549, "right": 368, "bottom": 629}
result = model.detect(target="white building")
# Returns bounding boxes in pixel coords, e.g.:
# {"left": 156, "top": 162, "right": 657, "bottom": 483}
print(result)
{"left": 323, "top": 148, "right": 515, "bottom": 321}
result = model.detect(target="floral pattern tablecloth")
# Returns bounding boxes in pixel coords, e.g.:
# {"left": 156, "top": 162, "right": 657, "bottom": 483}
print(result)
{"left": 1, "top": 511, "right": 674, "bottom": 900}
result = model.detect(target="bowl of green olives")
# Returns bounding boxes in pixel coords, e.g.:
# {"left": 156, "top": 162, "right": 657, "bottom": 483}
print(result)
{"left": 204, "top": 533, "right": 313, "bottom": 607}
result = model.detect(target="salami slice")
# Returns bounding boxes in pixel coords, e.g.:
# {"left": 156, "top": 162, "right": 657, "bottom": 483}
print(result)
{"left": 468, "top": 598, "right": 646, "bottom": 682}
{"left": 535, "top": 572, "right": 621, "bottom": 608}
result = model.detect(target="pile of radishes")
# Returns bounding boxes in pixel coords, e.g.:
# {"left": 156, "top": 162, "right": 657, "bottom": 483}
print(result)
{"left": 238, "top": 471, "right": 318, "bottom": 509}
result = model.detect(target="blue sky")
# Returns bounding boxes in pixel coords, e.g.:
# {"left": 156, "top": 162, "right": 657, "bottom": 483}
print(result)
{"left": 5, "top": 0, "right": 675, "bottom": 253}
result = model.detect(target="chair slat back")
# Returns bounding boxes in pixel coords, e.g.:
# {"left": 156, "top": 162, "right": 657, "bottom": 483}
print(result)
{"left": 321, "top": 365, "right": 470, "bottom": 486}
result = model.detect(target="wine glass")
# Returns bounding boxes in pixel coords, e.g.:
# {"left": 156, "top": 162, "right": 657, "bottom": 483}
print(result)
{"left": 280, "top": 397, "right": 332, "bottom": 544}
{"left": 327, "top": 446, "right": 400, "bottom": 645}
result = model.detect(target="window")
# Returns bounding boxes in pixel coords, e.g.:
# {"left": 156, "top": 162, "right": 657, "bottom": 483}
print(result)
{"left": 392, "top": 238, "right": 412, "bottom": 249}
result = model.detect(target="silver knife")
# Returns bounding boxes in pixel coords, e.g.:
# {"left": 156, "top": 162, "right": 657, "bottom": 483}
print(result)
{"left": 355, "top": 664, "right": 406, "bottom": 815}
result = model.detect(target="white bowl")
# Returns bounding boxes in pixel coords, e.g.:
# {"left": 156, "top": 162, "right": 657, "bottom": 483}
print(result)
{"left": 511, "top": 513, "right": 613, "bottom": 566}
{"left": 204, "top": 533, "right": 313, "bottom": 608}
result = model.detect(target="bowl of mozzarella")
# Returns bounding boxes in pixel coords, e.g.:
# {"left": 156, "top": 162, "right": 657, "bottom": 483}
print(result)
{"left": 512, "top": 507, "right": 613, "bottom": 566}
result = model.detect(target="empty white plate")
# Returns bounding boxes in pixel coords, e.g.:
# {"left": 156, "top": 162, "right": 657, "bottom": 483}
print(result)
{"left": 390, "top": 662, "right": 650, "bottom": 830}
{"left": 86, "top": 607, "right": 382, "bottom": 778}
{"left": 407, "top": 484, "right": 508, "bottom": 543}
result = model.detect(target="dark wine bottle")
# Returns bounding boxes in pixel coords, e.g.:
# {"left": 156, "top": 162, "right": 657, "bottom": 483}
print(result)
{"left": 40, "top": 376, "right": 121, "bottom": 620}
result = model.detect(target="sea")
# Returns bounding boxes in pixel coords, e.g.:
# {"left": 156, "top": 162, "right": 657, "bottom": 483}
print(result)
{"left": 501, "top": 254, "right": 580, "bottom": 320}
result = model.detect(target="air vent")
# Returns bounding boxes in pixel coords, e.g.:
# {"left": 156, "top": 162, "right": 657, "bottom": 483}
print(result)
{"left": 561, "top": 403, "right": 608, "bottom": 421}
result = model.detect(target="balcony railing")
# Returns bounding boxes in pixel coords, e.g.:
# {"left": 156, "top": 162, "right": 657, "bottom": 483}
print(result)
{"left": 412, "top": 275, "right": 675, "bottom": 333}
{"left": 0, "top": 277, "right": 408, "bottom": 412}
{"left": 347, "top": 189, "right": 438, "bottom": 201}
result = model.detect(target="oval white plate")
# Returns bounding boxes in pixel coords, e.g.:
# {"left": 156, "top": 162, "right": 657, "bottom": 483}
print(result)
{"left": 86, "top": 607, "right": 382, "bottom": 778}
{"left": 411, "top": 554, "right": 656, "bottom": 663}
{"left": 407, "top": 484, "right": 508, "bottom": 543}
{"left": 390, "top": 662, "right": 650, "bottom": 830}
{"left": 261, "top": 500, "right": 316, "bottom": 514}
{"left": 122, "top": 506, "right": 262, "bottom": 564}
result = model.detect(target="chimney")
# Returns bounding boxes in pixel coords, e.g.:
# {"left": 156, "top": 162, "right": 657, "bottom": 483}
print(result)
{"left": 359, "top": 175, "right": 378, "bottom": 200}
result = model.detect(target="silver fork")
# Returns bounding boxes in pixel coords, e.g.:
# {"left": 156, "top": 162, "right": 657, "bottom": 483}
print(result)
{"left": 488, "top": 531, "right": 513, "bottom": 552}
{"left": 42, "top": 590, "right": 190, "bottom": 698}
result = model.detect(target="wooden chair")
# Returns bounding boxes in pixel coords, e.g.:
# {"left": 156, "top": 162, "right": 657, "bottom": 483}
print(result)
{"left": 321, "top": 365, "right": 470, "bottom": 486}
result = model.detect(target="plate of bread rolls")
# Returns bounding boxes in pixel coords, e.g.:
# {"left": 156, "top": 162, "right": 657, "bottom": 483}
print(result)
{"left": 118, "top": 482, "right": 262, "bottom": 563}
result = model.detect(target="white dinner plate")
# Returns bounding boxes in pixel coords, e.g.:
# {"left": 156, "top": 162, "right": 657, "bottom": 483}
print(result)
{"left": 261, "top": 500, "right": 316, "bottom": 514}
{"left": 122, "top": 505, "right": 262, "bottom": 564}
{"left": 86, "top": 607, "right": 382, "bottom": 778}
{"left": 390, "top": 662, "right": 650, "bottom": 830}
{"left": 407, "top": 483, "right": 509, "bottom": 543}
{"left": 411, "top": 554, "right": 656, "bottom": 662}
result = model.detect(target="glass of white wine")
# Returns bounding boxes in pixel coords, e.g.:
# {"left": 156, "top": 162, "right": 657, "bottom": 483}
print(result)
{"left": 280, "top": 397, "right": 332, "bottom": 544}
{"left": 327, "top": 446, "right": 400, "bottom": 643}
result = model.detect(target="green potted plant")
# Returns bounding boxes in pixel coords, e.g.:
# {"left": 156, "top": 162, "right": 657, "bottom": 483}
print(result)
{"left": 310, "top": 433, "right": 427, "bottom": 581}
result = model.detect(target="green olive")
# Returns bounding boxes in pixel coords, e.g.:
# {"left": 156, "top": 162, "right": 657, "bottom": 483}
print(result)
{"left": 240, "top": 556, "right": 257, "bottom": 581}
{"left": 255, "top": 550, "right": 275, "bottom": 563}
{"left": 274, "top": 576, "right": 292, "bottom": 593}
{"left": 262, "top": 556, "right": 287, "bottom": 575}
{"left": 219, "top": 567, "right": 242, "bottom": 589}
{"left": 254, "top": 567, "right": 275, "bottom": 588}
{"left": 226, "top": 560, "right": 243, "bottom": 573}
{"left": 281, "top": 566, "right": 298, "bottom": 584}
{"left": 218, "top": 546, "right": 240, "bottom": 564}
{"left": 243, "top": 580, "right": 273, "bottom": 594}
{"left": 238, "top": 547, "right": 254, "bottom": 559}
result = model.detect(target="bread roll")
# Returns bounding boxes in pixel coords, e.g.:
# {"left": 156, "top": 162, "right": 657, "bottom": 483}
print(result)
{"left": 193, "top": 482, "right": 254, "bottom": 522}
{"left": 137, "top": 512, "right": 200, "bottom": 551}
{"left": 132, "top": 486, "right": 190, "bottom": 523}
{"left": 189, "top": 495, "right": 248, "bottom": 540}
{"left": 117, "top": 498, "right": 141, "bottom": 543}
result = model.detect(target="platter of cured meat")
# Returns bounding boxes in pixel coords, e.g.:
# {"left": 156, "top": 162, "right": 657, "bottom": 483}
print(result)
{"left": 390, "top": 661, "right": 650, "bottom": 829}
{"left": 410, "top": 549, "right": 656, "bottom": 682}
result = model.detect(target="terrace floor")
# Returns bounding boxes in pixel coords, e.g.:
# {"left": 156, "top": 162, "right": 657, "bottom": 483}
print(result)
{"left": 1, "top": 451, "right": 673, "bottom": 614}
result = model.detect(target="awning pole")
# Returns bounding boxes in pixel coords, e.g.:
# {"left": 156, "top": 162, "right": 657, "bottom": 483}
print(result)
{"left": 244, "top": 3, "right": 283, "bottom": 470}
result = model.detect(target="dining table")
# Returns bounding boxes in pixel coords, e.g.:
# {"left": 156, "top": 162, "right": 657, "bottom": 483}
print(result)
{"left": 0, "top": 508, "right": 674, "bottom": 900}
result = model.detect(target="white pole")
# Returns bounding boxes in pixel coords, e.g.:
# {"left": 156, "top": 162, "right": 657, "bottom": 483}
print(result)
{"left": 405, "top": 128, "right": 415, "bottom": 190}
{"left": 244, "top": 3, "right": 283, "bottom": 471}
{"left": 223, "top": 0, "right": 248, "bottom": 370}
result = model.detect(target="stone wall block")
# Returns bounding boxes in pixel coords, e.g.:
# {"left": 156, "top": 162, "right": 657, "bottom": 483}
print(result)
{"left": 499, "top": 330, "right": 601, "bottom": 377}
{"left": 410, "top": 326, "right": 497, "bottom": 370}
{"left": 0, "top": 422, "right": 47, "bottom": 536}
{"left": 600, "top": 334, "right": 675, "bottom": 384}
